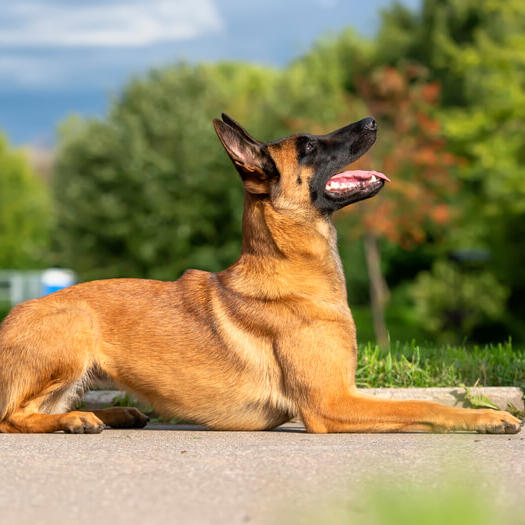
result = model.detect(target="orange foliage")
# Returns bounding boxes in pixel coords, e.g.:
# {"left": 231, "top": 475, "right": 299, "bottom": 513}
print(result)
{"left": 345, "top": 65, "right": 461, "bottom": 248}
{"left": 421, "top": 82, "right": 441, "bottom": 105}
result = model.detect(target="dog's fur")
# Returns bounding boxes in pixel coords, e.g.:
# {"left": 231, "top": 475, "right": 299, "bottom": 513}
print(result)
{"left": 0, "top": 114, "right": 521, "bottom": 434}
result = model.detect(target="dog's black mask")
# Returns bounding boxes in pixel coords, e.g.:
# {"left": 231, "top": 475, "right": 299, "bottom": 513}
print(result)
{"left": 296, "top": 117, "right": 388, "bottom": 213}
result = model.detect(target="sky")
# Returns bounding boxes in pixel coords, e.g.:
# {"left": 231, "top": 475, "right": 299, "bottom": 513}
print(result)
{"left": 0, "top": 0, "right": 420, "bottom": 145}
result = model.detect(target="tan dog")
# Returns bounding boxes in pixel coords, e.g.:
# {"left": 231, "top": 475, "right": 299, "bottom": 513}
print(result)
{"left": 0, "top": 114, "right": 521, "bottom": 434}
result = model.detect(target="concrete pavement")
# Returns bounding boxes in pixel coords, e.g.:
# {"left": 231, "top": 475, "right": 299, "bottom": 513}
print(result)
{"left": 0, "top": 422, "right": 523, "bottom": 525}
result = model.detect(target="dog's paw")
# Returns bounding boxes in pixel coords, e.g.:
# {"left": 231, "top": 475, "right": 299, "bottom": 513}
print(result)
{"left": 106, "top": 407, "right": 150, "bottom": 429}
{"left": 61, "top": 411, "right": 105, "bottom": 434}
{"left": 474, "top": 410, "right": 522, "bottom": 434}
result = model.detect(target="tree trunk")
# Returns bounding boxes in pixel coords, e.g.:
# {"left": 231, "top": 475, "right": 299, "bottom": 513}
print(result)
{"left": 364, "top": 233, "right": 390, "bottom": 347}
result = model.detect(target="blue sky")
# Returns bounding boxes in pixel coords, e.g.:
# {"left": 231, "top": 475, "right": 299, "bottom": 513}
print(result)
{"left": 0, "top": 0, "right": 419, "bottom": 145}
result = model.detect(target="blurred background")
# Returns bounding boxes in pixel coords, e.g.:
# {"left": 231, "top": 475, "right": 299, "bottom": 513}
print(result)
{"left": 1, "top": 0, "right": 524, "bottom": 347}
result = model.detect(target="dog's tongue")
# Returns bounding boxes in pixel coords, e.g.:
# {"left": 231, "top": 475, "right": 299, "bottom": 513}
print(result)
{"left": 330, "top": 170, "right": 391, "bottom": 184}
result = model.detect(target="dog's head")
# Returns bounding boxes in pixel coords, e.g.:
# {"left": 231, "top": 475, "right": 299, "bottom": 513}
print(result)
{"left": 213, "top": 114, "right": 389, "bottom": 215}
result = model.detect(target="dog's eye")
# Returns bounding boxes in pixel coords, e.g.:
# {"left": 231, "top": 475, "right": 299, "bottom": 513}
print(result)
{"left": 305, "top": 140, "right": 316, "bottom": 154}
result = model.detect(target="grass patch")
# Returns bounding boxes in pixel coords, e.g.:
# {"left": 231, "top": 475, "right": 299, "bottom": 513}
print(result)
{"left": 356, "top": 340, "right": 525, "bottom": 390}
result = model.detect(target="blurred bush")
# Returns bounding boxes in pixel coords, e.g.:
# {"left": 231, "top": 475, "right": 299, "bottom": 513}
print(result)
{"left": 376, "top": 0, "right": 525, "bottom": 343}
{"left": 409, "top": 260, "right": 508, "bottom": 343}
{"left": 0, "top": 133, "right": 51, "bottom": 269}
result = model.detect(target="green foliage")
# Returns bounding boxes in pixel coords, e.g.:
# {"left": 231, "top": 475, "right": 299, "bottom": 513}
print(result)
{"left": 352, "top": 300, "right": 427, "bottom": 345}
{"left": 507, "top": 402, "right": 525, "bottom": 420}
{"left": 356, "top": 340, "right": 525, "bottom": 390}
{"left": 0, "top": 134, "right": 51, "bottom": 269}
{"left": 377, "top": 0, "right": 525, "bottom": 212}
{"left": 289, "top": 28, "right": 372, "bottom": 108}
{"left": 408, "top": 260, "right": 508, "bottom": 342}
{"left": 377, "top": 0, "right": 525, "bottom": 340}
{"left": 463, "top": 387, "right": 500, "bottom": 410}
{"left": 0, "top": 306, "right": 10, "bottom": 323}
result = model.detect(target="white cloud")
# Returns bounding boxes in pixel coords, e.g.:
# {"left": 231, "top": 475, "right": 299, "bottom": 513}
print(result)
{"left": 0, "top": 56, "right": 67, "bottom": 87}
{"left": 0, "top": 50, "right": 174, "bottom": 89}
{"left": 0, "top": 0, "right": 223, "bottom": 47}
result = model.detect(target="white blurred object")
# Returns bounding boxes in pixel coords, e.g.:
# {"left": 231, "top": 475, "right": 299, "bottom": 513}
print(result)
{"left": 41, "top": 268, "right": 76, "bottom": 296}
{"left": 0, "top": 269, "right": 77, "bottom": 307}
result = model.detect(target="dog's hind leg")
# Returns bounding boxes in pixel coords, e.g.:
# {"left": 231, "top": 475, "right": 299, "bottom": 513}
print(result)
{"left": 91, "top": 407, "right": 149, "bottom": 429}
{"left": 0, "top": 300, "right": 105, "bottom": 434}
{"left": 4, "top": 410, "right": 105, "bottom": 434}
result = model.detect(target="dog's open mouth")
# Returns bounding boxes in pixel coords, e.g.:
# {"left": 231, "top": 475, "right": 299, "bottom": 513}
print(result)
{"left": 324, "top": 170, "right": 391, "bottom": 199}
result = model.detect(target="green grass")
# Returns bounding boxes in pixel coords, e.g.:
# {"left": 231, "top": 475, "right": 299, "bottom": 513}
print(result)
{"left": 356, "top": 340, "right": 525, "bottom": 390}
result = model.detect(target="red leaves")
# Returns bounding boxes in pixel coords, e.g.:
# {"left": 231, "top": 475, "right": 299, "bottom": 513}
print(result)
{"left": 421, "top": 82, "right": 441, "bottom": 105}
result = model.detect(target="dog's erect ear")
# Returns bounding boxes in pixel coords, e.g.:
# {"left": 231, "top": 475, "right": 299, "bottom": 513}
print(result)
{"left": 221, "top": 113, "right": 260, "bottom": 145}
{"left": 213, "top": 118, "right": 272, "bottom": 194}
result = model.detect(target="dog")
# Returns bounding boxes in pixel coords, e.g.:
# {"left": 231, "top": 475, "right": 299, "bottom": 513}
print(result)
{"left": 0, "top": 114, "right": 521, "bottom": 434}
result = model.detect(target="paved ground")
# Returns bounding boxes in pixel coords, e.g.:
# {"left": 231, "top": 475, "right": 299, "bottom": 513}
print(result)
{"left": 0, "top": 422, "right": 523, "bottom": 525}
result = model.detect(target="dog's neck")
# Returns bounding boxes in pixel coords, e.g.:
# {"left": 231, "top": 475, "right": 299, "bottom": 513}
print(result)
{"left": 220, "top": 194, "right": 348, "bottom": 304}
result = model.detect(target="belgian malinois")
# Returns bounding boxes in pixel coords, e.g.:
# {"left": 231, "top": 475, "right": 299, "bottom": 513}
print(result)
{"left": 0, "top": 115, "right": 521, "bottom": 434}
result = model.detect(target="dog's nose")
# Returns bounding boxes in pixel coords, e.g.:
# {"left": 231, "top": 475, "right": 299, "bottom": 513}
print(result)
{"left": 364, "top": 117, "right": 377, "bottom": 131}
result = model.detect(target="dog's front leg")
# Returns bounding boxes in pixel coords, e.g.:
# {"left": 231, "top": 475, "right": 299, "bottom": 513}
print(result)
{"left": 276, "top": 324, "right": 522, "bottom": 434}
{"left": 300, "top": 392, "right": 522, "bottom": 434}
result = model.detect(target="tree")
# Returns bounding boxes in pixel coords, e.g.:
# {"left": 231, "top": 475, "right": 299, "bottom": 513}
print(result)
{"left": 0, "top": 133, "right": 50, "bottom": 269}
{"left": 55, "top": 65, "right": 245, "bottom": 280}
{"left": 409, "top": 259, "right": 508, "bottom": 343}
{"left": 377, "top": 0, "right": 525, "bottom": 341}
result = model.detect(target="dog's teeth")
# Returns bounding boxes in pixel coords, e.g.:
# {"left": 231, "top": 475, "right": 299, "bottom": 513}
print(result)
{"left": 371, "top": 175, "right": 377, "bottom": 182}
{"left": 326, "top": 180, "right": 362, "bottom": 192}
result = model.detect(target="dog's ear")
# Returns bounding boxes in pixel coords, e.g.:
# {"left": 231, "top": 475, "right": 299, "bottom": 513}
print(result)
{"left": 213, "top": 118, "right": 272, "bottom": 195}
{"left": 221, "top": 113, "right": 260, "bottom": 145}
